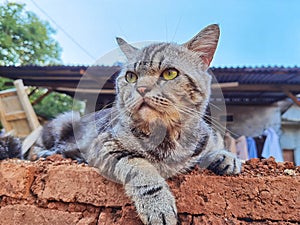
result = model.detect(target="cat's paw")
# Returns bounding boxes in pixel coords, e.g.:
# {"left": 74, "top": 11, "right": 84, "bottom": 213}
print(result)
{"left": 204, "top": 150, "right": 242, "bottom": 175}
{"left": 36, "top": 149, "right": 57, "bottom": 159}
{"left": 128, "top": 184, "right": 178, "bottom": 225}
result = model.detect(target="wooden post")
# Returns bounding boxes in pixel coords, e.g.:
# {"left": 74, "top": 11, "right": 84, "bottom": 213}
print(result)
{"left": 14, "top": 79, "right": 40, "bottom": 130}
{"left": 283, "top": 90, "right": 300, "bottom": 107}
{"left": 21, "top": 125, "right": 43, "bottom": 155}
{"left": 0, "top": 97, "right": 13, "bottom": 131}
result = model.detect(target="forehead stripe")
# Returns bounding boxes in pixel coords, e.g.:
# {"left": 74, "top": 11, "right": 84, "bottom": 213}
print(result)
{"left": 134, "top": 62, "right": 138, "bottom": 71}
{"left": 136, "top": 43, "right": 168, "bottom": 71}
{"left": 149, "top": 43, "right": 169, "bottom": 65}
{"left": 139, "top": 44, "right": 159, "bottom": 68}
{"left": 158, "top": 56, "right": 165, "bottom": 70}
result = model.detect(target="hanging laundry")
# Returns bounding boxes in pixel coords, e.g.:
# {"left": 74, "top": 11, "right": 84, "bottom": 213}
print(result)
{"left": 253, "top": 135, "right": 267, "bottom": 159}
{"left": 224, "top": 132, "right": 237, "bottom": 154}
{"left": 247, "top": 137, "right": 258, "bottom": 159}
{"left": 262, "top": 128, "right": 284, "bottom": 162}
{"left": 236, "top": 136, "right": 249, "bottom": 160}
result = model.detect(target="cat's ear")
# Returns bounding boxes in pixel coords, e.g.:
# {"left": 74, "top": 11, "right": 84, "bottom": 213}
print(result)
{"left": 116, "top": 37, "right": 139, "bottom": 60}
{"left": 183, "top": 24, "right": 220, "bottom": 67}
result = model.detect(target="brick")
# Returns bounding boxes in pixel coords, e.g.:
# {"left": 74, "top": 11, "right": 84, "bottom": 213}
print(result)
{"left": 97, "top": 208, "right": 122, "bottom": 225}
{"left": 0, "top": 204, "right": 98, "bottom": 225}
{"left": 34, "top": 164, "right": 131, "bottom": 206}
{"left": 170, "top": 175, "right": 300, "bottom": 221}
{"left": 118, "top": 206, "right": 143, "bottom": 225}
{"left": 97, "top": 207, "right": 143, "bottom": 225}
{"left": 0, "top": 161, "right": 36, "bottom": 199}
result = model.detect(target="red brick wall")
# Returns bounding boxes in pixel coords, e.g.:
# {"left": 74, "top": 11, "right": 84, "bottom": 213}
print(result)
{"left": 0, "top": 157, "right": 299, "bottom": 225}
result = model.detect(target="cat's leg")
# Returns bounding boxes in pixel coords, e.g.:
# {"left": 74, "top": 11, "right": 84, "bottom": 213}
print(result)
{"left": 198, "top": 149, "right": 242, "bottom": 175}
{"left": 86, "top": 138, "right": 178, "bottom": 225}
{"left": 195, "top": 128, "right": 242, "bottom": 175}
{"left": 119, "top": 157, "right": 177, "bottom": 225}
{"left": 29, "top": 142, "right": 86, "bottom": 163}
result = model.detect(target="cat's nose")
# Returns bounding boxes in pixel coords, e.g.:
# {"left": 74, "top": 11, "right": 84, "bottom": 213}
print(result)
{"left": 136, "top": 86, "right": 151, "bottom": 96}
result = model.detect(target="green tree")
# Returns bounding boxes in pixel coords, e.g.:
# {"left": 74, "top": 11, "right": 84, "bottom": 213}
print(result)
{"left": 0, "top": 77, "right": 13, "bottom": 90}
{"left": 0, "top": 2, "right": 61, "bottom": 65}
{"left": 30, "top": 90, "right": 84, "bottom": 119}
{"left": 0, "top": 2, "right": 83, "bottom": 120}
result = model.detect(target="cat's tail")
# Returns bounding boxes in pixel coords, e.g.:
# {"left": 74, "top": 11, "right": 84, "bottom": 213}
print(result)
{"left": 27, "top": 111, "right": 85, "bottom": 162}
{"left": 0, "top": 111, "right": 85, "bottom": 162}
{"left": 0, "top": 135, "right": 22, "bottom": 160}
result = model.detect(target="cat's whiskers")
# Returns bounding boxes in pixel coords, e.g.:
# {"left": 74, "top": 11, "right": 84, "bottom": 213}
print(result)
{"left": 208, "top": 101, "right": 223, "bottom": 111}
{"left": 179, "top": 106, "right": 224, "bottom": 129}
{"left": 117, "top": 98, "right": 142, "bottom": 124}
{"left": 91, "top": 113, "right": 119, "bottom": 133}
{"left": 173, "top": 104, "right": 232, "bottom": 136}
{"left": 82, "top": 102, "right": 118, "bottom": 132}
{"left": 99, "top": 101, "right": 115, "bottom": 110}
{"left": 89, "top": 100, "right": 137, "bottom": 132}
{"left": 125, "top": 97, "right": 143, "bottom": 112}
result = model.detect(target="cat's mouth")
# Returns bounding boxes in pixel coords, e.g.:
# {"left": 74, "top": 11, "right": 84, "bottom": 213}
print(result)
{"left": 134, "top": 97, "right": 170, "bottom": 115}
{"left": 137, "top": 101, "right": 156, "bottom": 111}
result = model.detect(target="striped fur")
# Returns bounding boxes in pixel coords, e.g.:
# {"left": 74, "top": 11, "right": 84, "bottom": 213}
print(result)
{"left": 13, "top": 24, "right": 241, "bottom": 225}
{"left": 0, "top": 136, "right": 22, "bottom": 160}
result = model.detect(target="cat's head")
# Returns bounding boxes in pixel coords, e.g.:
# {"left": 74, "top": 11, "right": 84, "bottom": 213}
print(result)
{"left": 115, "top": 24, "right": 220, "bottom": 137}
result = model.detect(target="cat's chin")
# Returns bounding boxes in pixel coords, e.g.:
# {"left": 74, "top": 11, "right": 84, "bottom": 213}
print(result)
{"left": 138, "top": 105, "right": 161, "bottom": 123}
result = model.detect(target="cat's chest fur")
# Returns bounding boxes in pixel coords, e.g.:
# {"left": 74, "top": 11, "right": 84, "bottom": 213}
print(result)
{"left": 108, "top": 114, "right": 210, "bottom": 177}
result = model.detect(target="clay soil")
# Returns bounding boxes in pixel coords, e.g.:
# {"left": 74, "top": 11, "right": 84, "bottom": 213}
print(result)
{"left": 0, "top": 155, "right": 299, "bottom": 225}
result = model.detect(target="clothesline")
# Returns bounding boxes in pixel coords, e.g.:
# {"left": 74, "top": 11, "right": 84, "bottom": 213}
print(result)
{"left": 224, "top": 127, "right": 284, "bottom": 162}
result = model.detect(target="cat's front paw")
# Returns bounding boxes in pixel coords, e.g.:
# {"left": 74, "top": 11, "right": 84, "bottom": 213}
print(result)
{"left": 128, "top": 184, "right": 178, "bottom": 225}
{"left": 205, "top": 150, "right": 241, "bottom": 175}
{"left": 33, "top": 149, "right": 57, "bottom": 160}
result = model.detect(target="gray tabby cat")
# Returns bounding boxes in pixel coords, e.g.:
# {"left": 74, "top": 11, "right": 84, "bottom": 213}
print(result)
{"left": 10, "top": 24, "right": 242, "bottom": 225}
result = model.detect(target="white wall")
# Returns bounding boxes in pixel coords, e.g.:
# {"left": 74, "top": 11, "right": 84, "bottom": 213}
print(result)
{"left": 222, "top": 105, "right": 281, "bottom": 137}
{"left": 282, "top": 105, "right": 300, "bottom": 121}
{"left": 280, "top": 105, "right": 300, "bottom": 165}
{"left": 281, "top": 125, "right": 300, "bottom": 166}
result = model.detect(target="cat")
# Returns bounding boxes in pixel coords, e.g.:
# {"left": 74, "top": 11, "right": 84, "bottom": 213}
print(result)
{"left": 1, "top": 24, "right": 241, "bottom": 225}
{"left": 0, "top": 135, "right": 22, "bottom": 160}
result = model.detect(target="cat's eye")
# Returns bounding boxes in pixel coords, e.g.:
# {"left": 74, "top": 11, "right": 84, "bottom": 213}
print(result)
{"left": 125, "top": 72, "right": 138, "bottom": 83}
{"left": 161, "top": 68, "right": 179, "bottom": 80}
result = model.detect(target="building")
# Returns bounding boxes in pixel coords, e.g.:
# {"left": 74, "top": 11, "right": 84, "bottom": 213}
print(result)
{"left": 1, "top": 65, "right": 300, "bottom": 164}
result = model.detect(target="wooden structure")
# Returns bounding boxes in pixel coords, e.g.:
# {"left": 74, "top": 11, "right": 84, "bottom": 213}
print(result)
{"left": 0, "top": 79, "right": 42, "bottom": 154}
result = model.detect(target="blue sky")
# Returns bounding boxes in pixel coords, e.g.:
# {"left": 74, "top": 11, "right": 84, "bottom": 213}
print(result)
{"left": 4, "top": 0, "right": 300, "bottom": 67}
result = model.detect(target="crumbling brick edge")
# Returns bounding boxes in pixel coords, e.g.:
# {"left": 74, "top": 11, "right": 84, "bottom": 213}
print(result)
{"left": 0, "top": 158, "right": 299, "bottom": 225}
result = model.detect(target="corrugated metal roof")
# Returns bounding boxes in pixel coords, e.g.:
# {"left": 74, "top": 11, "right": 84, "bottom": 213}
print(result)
{"left": 212, "top": 66, "right": 300, "bottom": 84}
{"left": 1, "top": 65, "right": 300, "bottom": 106}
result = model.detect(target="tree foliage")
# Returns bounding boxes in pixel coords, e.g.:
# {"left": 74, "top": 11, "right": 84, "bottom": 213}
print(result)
{"left": 0, "top": 2, "right": 61, "bottom": 66}
{"left": 0, "top": 3, "right": 83, "bottom": 121}
{"left": 30, "top": 90, "right": 84, "bottom": 119}
{"left": 0, "top": 77, "right": 13, "bottom": 90}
